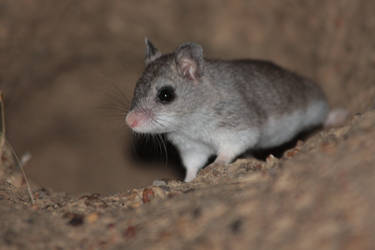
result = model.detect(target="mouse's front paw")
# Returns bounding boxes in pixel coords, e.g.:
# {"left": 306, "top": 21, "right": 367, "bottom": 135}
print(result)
{"left": 184, "top": 167, "right": 201, "bottom": 182}
{"left": 184, "top": 174, "right": 196, "bottom": 182}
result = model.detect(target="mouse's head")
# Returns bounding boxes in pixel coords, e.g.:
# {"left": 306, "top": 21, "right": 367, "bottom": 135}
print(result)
{"left": 126, "top": 39, "right": 206, "bottom": 134}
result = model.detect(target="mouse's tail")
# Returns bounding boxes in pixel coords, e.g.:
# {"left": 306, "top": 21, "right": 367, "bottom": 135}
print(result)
{"left": 324, "top": 108, "right": 348, "bottom": 128}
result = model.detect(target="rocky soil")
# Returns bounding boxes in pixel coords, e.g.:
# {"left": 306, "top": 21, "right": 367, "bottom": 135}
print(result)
{"left": 1, "top": 110, "right": 375, "bottom": 249}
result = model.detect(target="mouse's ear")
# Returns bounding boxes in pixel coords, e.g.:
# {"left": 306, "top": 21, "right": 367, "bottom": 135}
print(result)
{"left": 175, "top": 43, "right": 204, "bottom": 82}
{"left": 145, "top": 38, "right": 162, "bottom": 65}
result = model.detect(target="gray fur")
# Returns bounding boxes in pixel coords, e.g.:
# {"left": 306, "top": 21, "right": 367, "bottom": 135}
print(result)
{"left": 126, "top": 40, "right": 329, "bottom": 182}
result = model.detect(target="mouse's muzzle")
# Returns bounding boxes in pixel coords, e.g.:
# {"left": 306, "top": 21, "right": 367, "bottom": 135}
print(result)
{"left": 125, "top": 111, "right": 149, "bottom": 130}
{"left": 125, "top": 109, "right": 174, "bottom": 134}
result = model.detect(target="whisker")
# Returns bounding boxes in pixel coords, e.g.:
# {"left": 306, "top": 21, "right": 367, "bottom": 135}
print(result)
{"left": 158, "top": 134, "right": 169, "bottom": 168}
{"left": 153, "top": 134, "right": 162, "bottom": 157}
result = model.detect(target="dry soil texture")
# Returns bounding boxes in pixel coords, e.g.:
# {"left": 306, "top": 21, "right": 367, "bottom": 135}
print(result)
{"left": 1, "top": 110, "right": 375, "bottom": 249}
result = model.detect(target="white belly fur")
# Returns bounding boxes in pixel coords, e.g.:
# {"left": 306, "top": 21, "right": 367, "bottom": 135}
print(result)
{"left": 257, "top": 101, "right": 328, "bottom": 148}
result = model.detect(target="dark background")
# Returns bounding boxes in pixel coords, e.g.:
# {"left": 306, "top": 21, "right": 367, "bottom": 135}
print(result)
{"left": 1, "top": 0, "right": 374, "bottom": 193}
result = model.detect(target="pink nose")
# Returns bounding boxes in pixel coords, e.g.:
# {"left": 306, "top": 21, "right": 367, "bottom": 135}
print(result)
{"left": 126, "top": 111, "right": 146, "bottom": 128}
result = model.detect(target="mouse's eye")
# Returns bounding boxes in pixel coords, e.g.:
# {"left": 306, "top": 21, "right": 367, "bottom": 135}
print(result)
{"left": 157, "top": 86, "right": 175, "bottom": 104}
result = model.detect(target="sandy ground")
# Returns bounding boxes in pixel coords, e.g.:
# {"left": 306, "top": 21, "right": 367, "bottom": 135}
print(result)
{"left": 1, "top": 0, "right": 375, "bottom": 249}
{"left": 1, "top": 109, "right": 375, "bottom": 249}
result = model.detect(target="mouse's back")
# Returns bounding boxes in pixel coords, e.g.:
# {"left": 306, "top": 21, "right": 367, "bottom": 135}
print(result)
{"left": 205, "top": 59, "right": 326, "bottom": 116}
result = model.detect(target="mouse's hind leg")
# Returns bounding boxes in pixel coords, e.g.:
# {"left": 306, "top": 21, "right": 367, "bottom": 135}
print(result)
{"left": 213, "top": 145, "right": 248, "bottom": 166}
{"left": 212, "top": 128, "right": 260, "bottom": 165}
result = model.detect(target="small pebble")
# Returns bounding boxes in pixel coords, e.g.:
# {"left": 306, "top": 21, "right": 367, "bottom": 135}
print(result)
{"left": 152, "top": 180, "right": 167, "bottom": 187}
{"left": 265, "top": 154, "right": 279, "bottom": 168}
{"left": 128, "top": 202, "right": 142, "bottom": 209}
{"left": 86, "top": 212, "right": 99, "bottom": 223}
{"left": 142, "top": 188, "right": 155, "bottom": 203}
{"left": 285, "top": 148, "right": 299, "bottom": 158}
{"left": 152, "top": 186, "right": 167, "bottom": 199}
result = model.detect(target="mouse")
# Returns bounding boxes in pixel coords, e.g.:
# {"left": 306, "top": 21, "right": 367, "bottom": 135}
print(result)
{"left": 126, "top": 38, "right": 332, "bottom": 182}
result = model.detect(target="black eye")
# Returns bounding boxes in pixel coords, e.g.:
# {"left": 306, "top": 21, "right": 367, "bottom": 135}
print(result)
{"left": 157, "top": 86, "right": 175, "bottom": 104}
